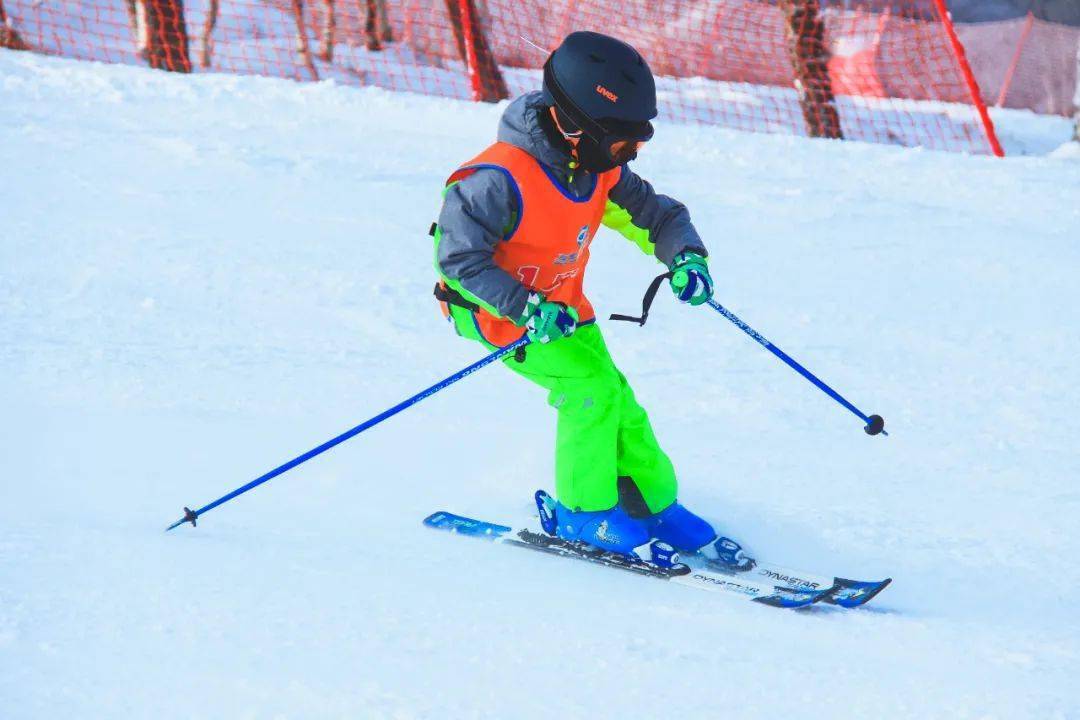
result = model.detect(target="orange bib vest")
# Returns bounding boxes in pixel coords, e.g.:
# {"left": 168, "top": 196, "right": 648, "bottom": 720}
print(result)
{"left": 441, "top": 142, "right": 622, "bottom": 347}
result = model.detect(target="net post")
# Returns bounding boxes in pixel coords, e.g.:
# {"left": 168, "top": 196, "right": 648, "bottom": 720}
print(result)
{"left": 931, "top": 0, "right": 1005, "bottom": 157}
{"left": 996, "top": 11, "right": 1035, "bottom": 108}
{"left": 456, "top": 0, "right": 483, "bottom": 102}
{"left": 448, "top": 0, "right": 508, "bottom": 103}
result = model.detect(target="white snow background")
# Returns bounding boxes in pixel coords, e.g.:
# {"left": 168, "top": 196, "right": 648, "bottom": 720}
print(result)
{"left": 2, "top": 50, "right": 1079, "bottom": 719}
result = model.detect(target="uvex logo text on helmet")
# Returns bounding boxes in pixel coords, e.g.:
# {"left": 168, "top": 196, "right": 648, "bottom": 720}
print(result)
{"left": 595, "top": 85, "right": 618, "bottom": 102}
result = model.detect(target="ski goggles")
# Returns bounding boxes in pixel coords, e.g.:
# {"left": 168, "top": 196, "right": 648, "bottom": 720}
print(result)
{"left": 604, "top": 129, "right": 643, "bottom": 167}
{"left": 554, "top": 109, "right": 653, "bottom": 166}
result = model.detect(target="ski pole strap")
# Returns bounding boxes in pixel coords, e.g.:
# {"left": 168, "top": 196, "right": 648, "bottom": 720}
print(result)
{"left": 609, "top": 271, "right": 672, "bottom": 326}
{"left": 434, "top": 282, "right": 480, "bottom": 312}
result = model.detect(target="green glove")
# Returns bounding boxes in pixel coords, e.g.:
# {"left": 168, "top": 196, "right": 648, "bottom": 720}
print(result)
{"left": 518, "top": 292, "right": 579, "bottom": 344}
{"left": 669, "top": 251, "right": 713, "bottom": 306}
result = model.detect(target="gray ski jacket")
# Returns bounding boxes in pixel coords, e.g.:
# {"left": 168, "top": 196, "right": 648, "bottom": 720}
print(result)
{"left": 435, "top": 91, "right": 707, "bottom": 321}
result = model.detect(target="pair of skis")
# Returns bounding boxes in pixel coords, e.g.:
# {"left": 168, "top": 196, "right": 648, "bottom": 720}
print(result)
{"left": 424, "top": 508, "right": 890, "bottom": 610}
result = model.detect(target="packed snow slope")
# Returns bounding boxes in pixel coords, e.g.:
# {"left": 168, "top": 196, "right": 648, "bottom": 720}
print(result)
{"left": 2, "top": 51, "right": 1079, "bottom": 719}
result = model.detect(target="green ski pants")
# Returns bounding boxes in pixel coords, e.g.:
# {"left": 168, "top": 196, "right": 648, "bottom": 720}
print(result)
{"left": 501, "top": 323, "right": 677, "bottom": 513}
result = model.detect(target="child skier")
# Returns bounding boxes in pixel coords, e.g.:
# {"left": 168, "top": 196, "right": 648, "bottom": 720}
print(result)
{"left": 433, "top": 31, "right": 750, "bottom": 569}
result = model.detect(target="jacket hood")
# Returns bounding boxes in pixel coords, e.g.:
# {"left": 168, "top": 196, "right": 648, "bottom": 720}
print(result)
{"left": 496, "top": 91, "right": 577, "bottom": 178}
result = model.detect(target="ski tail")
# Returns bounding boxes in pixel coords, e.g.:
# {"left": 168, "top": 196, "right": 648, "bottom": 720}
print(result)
{"left": 423, "top": 511, "right": 511, "bottom": 538}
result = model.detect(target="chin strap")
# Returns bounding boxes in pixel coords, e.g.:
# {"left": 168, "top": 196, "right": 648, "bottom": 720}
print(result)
{"left": 609, "top": 271, "right": 672, "bottom": 326}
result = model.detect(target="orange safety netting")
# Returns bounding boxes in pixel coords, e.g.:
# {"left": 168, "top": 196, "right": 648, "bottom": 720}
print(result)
{"left": 958, "top": 13, "right": 1080, "bottom": 118}
{"left": 0, "top": 0, "right": 1004, "bottom": 154}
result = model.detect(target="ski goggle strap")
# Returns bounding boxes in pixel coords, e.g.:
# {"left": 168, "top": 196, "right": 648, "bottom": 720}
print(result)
{"left": 543, "top": 56, "right": 610, "bottom": 145}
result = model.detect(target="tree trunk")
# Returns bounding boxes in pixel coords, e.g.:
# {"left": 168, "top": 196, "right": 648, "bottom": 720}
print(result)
{"left": 0, "top": 0, "right": 29, "bottom": 50}
{"left": 445, "top": 0, "right": 508, "bottom": 103}
{"left": 200, "top": 0, "right": 218, "bottom": 68}
{"left": 376, "top": 0, "right": 392, "bottom": 43}
{"left": 317, "top": 0, "right": 334, "bottom": 62}
{"left": 290, "top": 0, "right": 319, "bottom": 80}
{"left": 780, "top": 0, "right": 843, "bottom": 139}
{"left": 361, "top": 0, "right": 392, "bottom": 51}
{"left": 1074, "top": 41, "right": 1079, "bottom": 141}
{"left": 145, "top": 0, "right": 192, "bottom": 72}
{"left": 124, "top": 0, "right": 148, "bottom": 59}
{"left": 364, "top": 0, "right": 381, "bottom": 51}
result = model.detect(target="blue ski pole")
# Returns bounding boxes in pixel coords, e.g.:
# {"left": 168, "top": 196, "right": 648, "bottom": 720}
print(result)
{"left": 611, "top": 272, "right": 885, "bottom": 436}
{"left": 166, "top": 336, "right": 530, "bottom": 531}
{"left": 704, "top": 298, "right": 885, "bottom": 436}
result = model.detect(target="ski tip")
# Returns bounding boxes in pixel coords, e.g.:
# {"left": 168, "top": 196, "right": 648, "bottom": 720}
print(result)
{"left": 861, "top": 577, "right": 893, "bottom": 604}
{"left": 825, "top": 577, "right": 892, "bottom": 608}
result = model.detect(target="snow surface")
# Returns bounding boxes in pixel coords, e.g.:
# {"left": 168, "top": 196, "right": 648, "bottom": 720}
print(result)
{"left": 2, "top": 50, "right": 1079, "bottom": 719}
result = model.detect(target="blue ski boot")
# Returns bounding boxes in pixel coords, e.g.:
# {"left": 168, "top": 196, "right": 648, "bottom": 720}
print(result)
{"left": 534, "top": 490, "right": 681, "bottom": 569}
{"left": 648, "top": 501, "right": 755, "bottom": 571}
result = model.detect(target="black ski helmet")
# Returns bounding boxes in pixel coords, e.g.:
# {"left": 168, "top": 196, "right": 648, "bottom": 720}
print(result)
{"left": 542, "top": 31, "right": 657, "bottom": 171}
